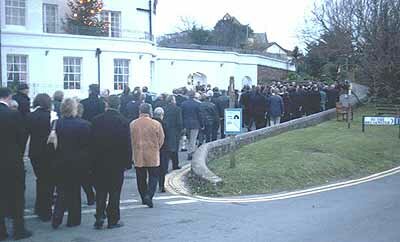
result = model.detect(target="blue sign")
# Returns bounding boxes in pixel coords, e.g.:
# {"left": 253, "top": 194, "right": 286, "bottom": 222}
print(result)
{"left": 224, "top": 108, "right": 242, "bottom": 135}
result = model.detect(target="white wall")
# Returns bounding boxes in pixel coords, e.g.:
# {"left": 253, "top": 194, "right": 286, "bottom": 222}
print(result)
{"left": 1, "top": 0, "right": 154, "bottom": 38}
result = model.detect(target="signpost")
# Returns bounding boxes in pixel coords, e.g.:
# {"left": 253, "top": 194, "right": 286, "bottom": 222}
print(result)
{"left": 226, "top": 77, "right": 241, "bottom": 168}
{"left": 362, "top": 116, "right": 400, "bottom": 138}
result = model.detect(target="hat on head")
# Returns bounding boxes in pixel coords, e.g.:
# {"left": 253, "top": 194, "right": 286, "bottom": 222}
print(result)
{"left": 18, "top": 83, "right": 29, "bottom": 91}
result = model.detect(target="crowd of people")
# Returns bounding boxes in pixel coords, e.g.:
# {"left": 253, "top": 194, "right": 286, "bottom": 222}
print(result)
{"left": 0, "top": 80, "right": 344, "bottom": 240}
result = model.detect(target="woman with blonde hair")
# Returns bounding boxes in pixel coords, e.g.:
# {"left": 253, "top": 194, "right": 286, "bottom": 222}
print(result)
{"left": 51, "top": 98, "right": 91, "bottom": 229}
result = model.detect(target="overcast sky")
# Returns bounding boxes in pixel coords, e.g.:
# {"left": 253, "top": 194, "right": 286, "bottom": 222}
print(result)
{"left": 155, "top": 0, "right": 317, "bottom": 50}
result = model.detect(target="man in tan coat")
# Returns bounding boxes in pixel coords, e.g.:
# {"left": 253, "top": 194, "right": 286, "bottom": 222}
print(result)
{"left": 130, "top": 103, "right": 164, "bottom": 208}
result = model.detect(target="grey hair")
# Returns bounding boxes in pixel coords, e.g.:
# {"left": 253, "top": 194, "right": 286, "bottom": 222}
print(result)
{"left": 139, "top": 103, "right": 152, "bottom": 116}
{"left": 61, "top": 98, "right": 78, "bottom": 118}
{"left": 153, "top": 107, "right": 164, "bottom": 119}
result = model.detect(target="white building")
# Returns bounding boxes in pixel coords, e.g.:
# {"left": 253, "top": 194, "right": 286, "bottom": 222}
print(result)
{"left": 1, "top": 0, "right": 295, "bottom": 98}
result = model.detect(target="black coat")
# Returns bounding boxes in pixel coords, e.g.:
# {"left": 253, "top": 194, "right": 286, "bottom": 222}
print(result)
{"left": 199, "top": 101, "right": 219, "bottom": 127}
{"left": 126, "top": 100, "right": 142, "bottom": 122}
{"left": 175, "top": 94, "right": 188, "bottom": 107}
{"left": 54, "top": 117, "right": 91, "bottom": 182}
{"left": 250, "top": 93, "right": 267, "bottom": 117}
{"left": 217, "top": 95, "right": 229, "bottom": 118}
{"left": 27, "top": 108, "right": 51, "bottom": 161}
{"left": 0, "top": 103, "right": 26, "bottom": 219}
{"left": 163, "top": 103, "right": 183, "bottom": 152}
{"left": 13, "top": 92, "right": 30, "bottom": 116}
{"left": 326, "top": 88, "right": 340, "bottom": 109}
{"left": 181, "top": 98, "right": 202, "bottom": 129}
{"left": 119, "top": 93, "right": 134, "bottom": 118}
{"left": 80, "top": 94, "right": 105, "bottom": 122}
{"left": 0, "top": 103, "right": 26, "bottom": 171}
{"left": 91, "top": 110, "right": 132, "bottom": 174}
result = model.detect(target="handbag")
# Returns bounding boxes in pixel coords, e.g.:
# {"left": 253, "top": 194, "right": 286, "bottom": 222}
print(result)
{"left": 47, "top": 120, "right": 58, "bottom": 150}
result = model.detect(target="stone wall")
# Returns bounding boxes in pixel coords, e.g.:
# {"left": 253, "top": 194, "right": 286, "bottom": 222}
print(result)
{"left": 190, "top": 83, "right": 369, "bottom": 187}
{"left": 257, "top": 65, "right": 291, "bottom": 82}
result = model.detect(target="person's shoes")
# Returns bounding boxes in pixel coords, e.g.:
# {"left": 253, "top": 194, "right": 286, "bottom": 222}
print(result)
{"left": 66, "top": 222, "right": 80, "bottom": 228}
{"left": 187, "top": 154, "right": 193, "bottom": 160}
{"left": 13, "top": 229, "right": 32, "bottom": 240}
{"left": 159, "top": 187, "right": 166, "bottom": 193}
{"left": 173, "top": 166, "right": 181, "bottom": 170}
{"left": 39, "top": 215, "right": 52, "bottom": 222}
{"left": 0, "top": 232, "right": 8, "bottom": 241}
{"left": 144, "top": 197, "right": 153, "bottom": 208}
{"left": 94, "top": 220, "right": 104, "bottom": 230}
{"left": 107, "top": 222, "right": 124, "bottom": 229}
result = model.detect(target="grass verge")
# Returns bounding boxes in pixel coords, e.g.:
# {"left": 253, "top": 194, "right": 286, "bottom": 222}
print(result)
{"left": 189, "top": 105, "right": 400, "bottom": 197}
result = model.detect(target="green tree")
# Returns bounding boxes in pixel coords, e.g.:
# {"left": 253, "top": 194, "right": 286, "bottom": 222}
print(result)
{"left": 213, "top": 15, "right": 253, "bottom": 48}
{"left": 65, "top": 0, "right": 108, "bottom": 36}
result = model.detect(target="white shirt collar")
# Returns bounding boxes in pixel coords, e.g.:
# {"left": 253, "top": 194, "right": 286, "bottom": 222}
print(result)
{"left": 0, "top": 101, "right": 9, "bottom": 107}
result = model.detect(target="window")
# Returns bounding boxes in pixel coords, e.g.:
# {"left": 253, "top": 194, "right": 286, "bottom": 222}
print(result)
{"left": 5, "top": 0, "right": 26, "bottom": 25}
{"left": 100, "top": 11, "right": 121, "bottom": 37}
{"left": 114, "top": 59, "right": 129, "bottom": 90}
{"left": 63, "top": 57, "right": 81, "bottom": 90}
{"left": 7, "top": 55, "right": 28, "bottom": 84}
{"left": 43, "top": 4, "right": 58, "bottom": 33}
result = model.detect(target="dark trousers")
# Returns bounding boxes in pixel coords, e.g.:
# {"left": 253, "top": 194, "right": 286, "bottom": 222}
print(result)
{"left": 0, "top": 170, "right": 26, "bottom": 235}
{"left": 31, "top": 159, "right": 54, "bottom": 220}
{"left": 254, "top": 114, "right": 266, "bottom": 130}
{"left": 220, "top": 118, "right": 225, "bottom": 139}
{"left": 52, "top": 180, "right": 82, "bottom": 227}
{"left": 82, "top": 172, "right": 95, "bottom": 204}
{"left": 135, "top": 167, "right": 159, "bottom": 203}
{"left": 159, "top": 151, "right": 169, "bottom": 190}
{"left": 95, "top": 171, "right": 124, "bottom": 225}
{"left": 204, "top": 123, "right": 218, "bottom": 143}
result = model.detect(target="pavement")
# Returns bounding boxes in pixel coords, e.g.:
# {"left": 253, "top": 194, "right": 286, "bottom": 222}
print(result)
{"left": 6, "top": 152, "right": 400, "bottom": 242}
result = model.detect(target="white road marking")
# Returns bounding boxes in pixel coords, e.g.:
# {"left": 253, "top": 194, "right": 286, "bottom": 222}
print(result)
{"left": 165, "top": 200, "right": 198, "bottom": 205}
{"left": 167, "top": 164, "right": 400, "bottom": 204}
{"left": 153, "top": 196, "right": 186, "bottom": 200}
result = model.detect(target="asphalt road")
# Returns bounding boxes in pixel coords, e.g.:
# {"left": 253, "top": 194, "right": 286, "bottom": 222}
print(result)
{"left": 9, "top": 155, "right": 400, "bottom": 242}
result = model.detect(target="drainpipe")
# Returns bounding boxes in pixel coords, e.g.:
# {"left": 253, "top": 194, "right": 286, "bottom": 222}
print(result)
{"left": 95, "top": 48, "right": 102, "bottom": 89}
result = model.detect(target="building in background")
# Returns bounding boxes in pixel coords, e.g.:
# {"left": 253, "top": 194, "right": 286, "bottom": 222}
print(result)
{"left": 1, "top": 0, "right": 295, "bottom": 98}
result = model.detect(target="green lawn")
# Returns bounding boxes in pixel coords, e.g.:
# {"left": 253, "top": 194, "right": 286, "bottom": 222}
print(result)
{"left": 190, "top": 105, "right": 400, "bottom": 197}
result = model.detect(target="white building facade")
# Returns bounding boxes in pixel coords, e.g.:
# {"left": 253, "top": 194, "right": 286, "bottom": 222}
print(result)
{"left": 1, "top": 0, "right": 295, "bottom": 98}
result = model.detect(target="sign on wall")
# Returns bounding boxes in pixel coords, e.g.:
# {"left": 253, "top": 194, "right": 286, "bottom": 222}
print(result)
{"left": 224, "top": 108, "right": 242, "bottom": 135}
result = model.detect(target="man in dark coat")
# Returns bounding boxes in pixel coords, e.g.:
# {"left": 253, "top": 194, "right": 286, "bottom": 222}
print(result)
{"left": 239, "top": 86, "right": 252, "bottom": 130}
{"left": 0, "top": 88, "right": 32, "bottom": 241}
{"left": 249, "top": 87, "right": 267, "bottom": 130}
{"left": 199, "top": 94, "right": 220, "bottom": 142}
{"left": 126, "top": 92, "right": 144, "bottom": 122}
{"left": 217, "top": 90, "right": 229, "bottom": 138}
{"left": 173, "top": 89, "right": 188, "bottom": 107}
{"left": 12, "top": 83, "right": 31, "bottom": 116}
{"left": 163, "top": 95, "right": 183, "bottom": 170}
{"left": 142, "top": 86, "right": 153, "bottom": 107}
{"left": 80, "top": 84, "right": 105, "bottom": 204}
{"left": 119, "top": 87, "right": 134, "bottom": 118}
{"left": 27, "top": 93, "right": 54, "bottom": 221}
{"left": 326, "top": 85, "right": 340, "bottom": 109}
{"left": 12, "top": 83, "right": 31, "bottom": 154}
{"left": 181, "top": 91, "right": 202, "bottom": 160}
{"left": 91, "top": 95, "right": 132, "bottom": 229}
{"left": 80, "top": 84, "right": 105, "bottom": 123}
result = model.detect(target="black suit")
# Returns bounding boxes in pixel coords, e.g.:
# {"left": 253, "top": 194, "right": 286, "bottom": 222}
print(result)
{"left": 91, "top": 110, "right": 132, "bottom": 225}
{"left": 0, "top": 103, "right": 27, "bottom": 235}
{"left": 27, "top": 108, "right": 54, "bottom": 220}
{"left": 52, "top": 117, "right": 91, "bottom": 227}
{"left": 79, "top": 94, "right": 104, "bottom": 202}
{"left": 126, "top": 100, "right": 142, "bottom": 122}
